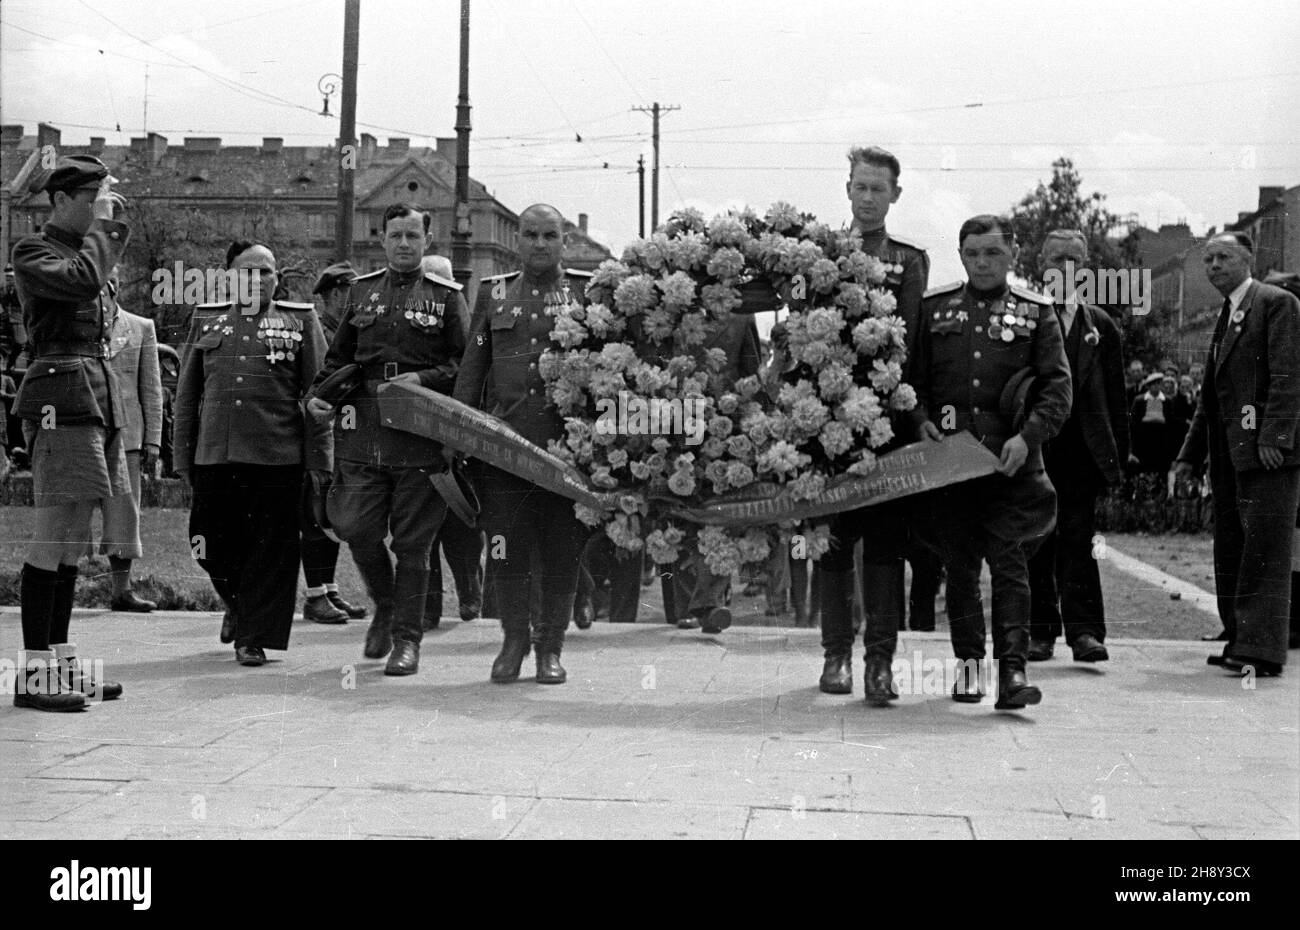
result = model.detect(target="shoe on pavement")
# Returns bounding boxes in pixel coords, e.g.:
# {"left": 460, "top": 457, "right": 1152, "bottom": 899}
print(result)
{"left": 304, "top": 593, "right": 349, "bottom": 624}
{"left": 1071, "top": 633, "right": 1109, "bottom": 663}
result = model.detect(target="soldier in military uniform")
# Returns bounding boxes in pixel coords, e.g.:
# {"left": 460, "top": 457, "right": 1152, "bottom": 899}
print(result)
{"left": 307, "top": 204, "right": 468, "bottom": 677}
{"left": 10, "top": 155, "right": 128, "bottom": 711}
{"left": 453, "top": 203, "right": 593, "bottom": 684}
{"left": 174, "top": 240, "right": 332, "bottom": 667}
{"left": 902, "top": 214, "right": 1072, "bottom": 710}
{"left": 296, "top": 261, "right": 368, "bottom": 625}
{"left": 816, "top": 146, "right": 976, "bottom": 696}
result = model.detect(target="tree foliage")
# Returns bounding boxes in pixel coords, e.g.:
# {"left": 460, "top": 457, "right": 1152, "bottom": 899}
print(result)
{"left": 1007, "top": 157, "right": 1170, "bottom": 367}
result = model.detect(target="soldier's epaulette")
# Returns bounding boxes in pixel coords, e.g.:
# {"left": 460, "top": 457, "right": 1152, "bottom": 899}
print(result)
{"left": 886, "top": 233, "right": 927, "bottom": 253}
{"left": 193, "top": 301, "right": 232, "bottom": 314}
{"left": 423, "top": 272, "right": 463, "bottom": 291}
{"left": 353, "top": 268, "right": 385, "bottom": 282}
{"left": 1010, "top": 284, "right": 1053, "bottom": 306}
{"left": 923, "top": 281, "right": 962, "bottom": 299}
{"left": 564, "top": 268, "right": 594, "bottom": 278}
{"left": 482, "top": 271, "right": 521, "bottom": 282}
{"left": 274, "top": 301, "right": 318, "bottom": 312}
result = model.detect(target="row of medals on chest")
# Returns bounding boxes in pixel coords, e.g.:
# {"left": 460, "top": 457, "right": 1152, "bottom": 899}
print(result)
{"left": 500, "top": 285, "right": 580, "bottom": 320}
{"left": 935, "top": 295, "right": 1036, "bottom": 343}
{"left": 202, "top": 312, "right": 303, "bottom": 362}
{"left": 366, "top": 291, "right": 446, "bottom": 328}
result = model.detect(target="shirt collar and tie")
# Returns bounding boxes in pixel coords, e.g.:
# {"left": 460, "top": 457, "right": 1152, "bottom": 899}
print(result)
{"left": 1055, "top": 292, "right": 1080, "bottom": 336}
{"left": 1213, "top": 276, "right": 1254, "bottom": 348}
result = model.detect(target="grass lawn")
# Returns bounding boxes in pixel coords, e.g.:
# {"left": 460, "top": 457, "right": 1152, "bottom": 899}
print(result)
{"left": 0, "top": 505, "right": 1224, "bottom": 639}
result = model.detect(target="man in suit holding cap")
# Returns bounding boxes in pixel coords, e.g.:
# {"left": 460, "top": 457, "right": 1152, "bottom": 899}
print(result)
{"left": 1174, "top": 232, "right": 1300, "bottom": 678}
{"left": 10, "top": 154, "right": 129, "bottom": 711}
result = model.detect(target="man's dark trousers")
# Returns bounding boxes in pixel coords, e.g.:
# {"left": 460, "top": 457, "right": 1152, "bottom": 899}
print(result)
{"left": 191, "top": 464, "right": 302, "bottom": 650}
{"left": 478, "top": 465, "right": 588, "bottom": 647}
{"left": 1211, "top": 455, "right": 1300, "bottom": 667}
{"left": 1029, "top": 436, "right": 1106, "bottom": 645}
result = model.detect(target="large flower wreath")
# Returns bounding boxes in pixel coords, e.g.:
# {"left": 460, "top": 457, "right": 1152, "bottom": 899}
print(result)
{"left": 538, "top": 203, "right": 916, "bottom": 575}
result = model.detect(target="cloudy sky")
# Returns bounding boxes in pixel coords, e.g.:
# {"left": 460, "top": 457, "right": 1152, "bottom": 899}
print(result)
{"left": 3, "top": 0, "right": 1298, "bottom": 283}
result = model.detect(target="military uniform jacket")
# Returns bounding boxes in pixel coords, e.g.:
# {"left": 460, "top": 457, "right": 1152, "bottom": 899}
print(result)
{"left": 856, "top": 226, "right": 929, "bottom": 362}
{"left": 10, "top": 219, "right": 131, "bottom": 429}
{"left": 173, "top": 299, "right": 332, "bottom": 473}
{"left": 908, "top": 281, "right": 1072, "bottom": 471}
{"left": 454, "top": 267, "right": 591, "bottom": 449}
{"left": 311, "top": 265, "right": 468, "bottom": 467}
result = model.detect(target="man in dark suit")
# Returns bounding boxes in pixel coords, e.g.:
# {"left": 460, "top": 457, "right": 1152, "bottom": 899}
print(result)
{"left": 1174, "top": 232, "right": 1300, "bottom": 678}
{"left": 1028, "top": 230, "right": 1131, "bottom": 662}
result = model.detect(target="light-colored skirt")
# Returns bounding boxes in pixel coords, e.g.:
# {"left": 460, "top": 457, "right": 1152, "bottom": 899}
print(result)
{"left": 25, "top": 422, "right": 131, "bottom": 507}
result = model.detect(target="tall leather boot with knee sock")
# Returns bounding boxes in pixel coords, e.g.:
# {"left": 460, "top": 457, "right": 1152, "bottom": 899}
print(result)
{"left": 15, "top": 565, "right": 85, "bottom": 712}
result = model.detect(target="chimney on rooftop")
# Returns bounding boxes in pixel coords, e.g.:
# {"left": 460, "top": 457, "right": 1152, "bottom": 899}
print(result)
{"left": 88, "top": 137, "right": 105, "bottom": 154}
{"left": 0, "top": 125, "right": 22, "bottom": 146}
{"left": 262, "top": 137, "right": 283, "bottom": 155}
{"left": 1258, "top": 186, "right": 1284, "bottom": 210}
{"left": 37, "top": 123, "right": 61, "bottom": 153}
{"left": 183, "top": 137, "right": 221, "bottom": 153}
{"left": 578, "top": 213, "right": 588, "bottom": 233}
{"left": 388, "top": 137, "right": 409, "bottom": 154}
{"left": 436, "top": 136, "right": 456, "bottom": 165}
{"left": 145, "top": 132, "right": 167, "bottom": 164}
{"left": 360, "top": 133, "right": 377, "bottom": 162}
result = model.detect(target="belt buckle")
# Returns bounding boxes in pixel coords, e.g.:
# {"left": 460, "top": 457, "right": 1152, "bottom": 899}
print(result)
{"left": 383, "top": 362, "right": 398, "bottom": 380}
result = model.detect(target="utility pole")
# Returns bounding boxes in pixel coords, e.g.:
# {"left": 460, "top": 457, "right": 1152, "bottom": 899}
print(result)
{"left": 632, "top": 102, "right": 679, "bottom": 232}
{"left": 452, "top": 0, "right": 473, "bottom": 287}
{"left": 637, "top": 154, "right": 645, "bottom": 238}
{"left": 334, "top": 0, "right": 360, "bottom": 262}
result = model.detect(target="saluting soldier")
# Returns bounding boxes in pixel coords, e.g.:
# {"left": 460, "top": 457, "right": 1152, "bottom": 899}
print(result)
{"left": 10, "top": 155, "right": 128, "bottom": 711}
{"left": 307, "top": 204, "right": 468, "bottom": 677}
{"left": 903, "top": 214, "right": 1071, "bottom": 710}
{"left": 174, "top": 240, "right": 332, "bottom": 667}
{"left": 453, "top": 203, "right": 593, "bottom": 684}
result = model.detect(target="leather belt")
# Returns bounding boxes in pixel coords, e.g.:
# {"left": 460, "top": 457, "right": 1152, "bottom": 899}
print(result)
{"left": 34, "top": 341, "right": 108, "bottom": 358}
{"left": 363, "top": 362, "right": 424, "bottom": 381}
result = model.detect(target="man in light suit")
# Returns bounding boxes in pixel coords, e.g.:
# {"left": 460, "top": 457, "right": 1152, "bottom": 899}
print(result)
{"left": 1027, "top": 230, "right": 1132, "bottom": 662}
{"left": 1174, "top": 232, "right": 1300, "bottom": 677}
{"left": 95, "top": 277, "right": 164, "bottom": 611}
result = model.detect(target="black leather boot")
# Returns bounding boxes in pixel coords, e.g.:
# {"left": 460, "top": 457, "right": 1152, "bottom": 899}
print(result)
{"left": 819, "top": 566, "right": 855, "bottom": 690}
{"left": 352, "top": 544, "right": 396, "bottom": 659}
{"left": 386, "top": 564, "right": 428, "bottom": 675}
{"left": 995, "top": 664, "right": 1042, "bottom": 710}
{"left": 535, "top": 589, "right": 571, "bottom": 684}
{"left": 491, "top": 622, "right": 532, "bottom": 683}
{"left": 819, "top": 655, "right": 852, "bottom": 694}
{"left": 536, "top": 650, "right": 567, "bottom": 684}
{"left": 385, "top": 641, "right": 420, "bottom": 676}
{"left": 863, "top": 654, "right": 899, "bottom": 707}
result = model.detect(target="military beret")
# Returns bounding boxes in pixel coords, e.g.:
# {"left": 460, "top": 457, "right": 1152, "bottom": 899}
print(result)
{"left": 41, "top": 154, "right": 111, "bottom": 193}
{"left": 313, "top": 262, "right": 358, "bottom": 294}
